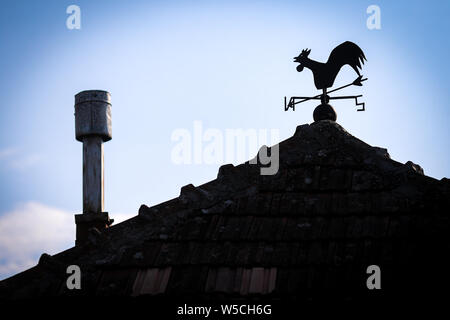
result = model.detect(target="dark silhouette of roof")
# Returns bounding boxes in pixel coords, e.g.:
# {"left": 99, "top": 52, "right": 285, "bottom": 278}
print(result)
{"left": 1, "top": 120, "right": 449, "bottom": 302}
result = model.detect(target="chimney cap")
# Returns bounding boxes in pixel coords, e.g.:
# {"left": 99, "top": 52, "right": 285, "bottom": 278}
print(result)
{"left": 74, "top": 90, "right": 112, "bottom": 142}
{"left": 75, "top": 90, "right": 111, "bottom": 105}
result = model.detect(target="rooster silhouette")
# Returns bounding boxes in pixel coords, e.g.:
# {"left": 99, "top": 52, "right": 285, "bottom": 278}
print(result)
{"left": 294, "top": 41, "right": 366, "bottom": 90}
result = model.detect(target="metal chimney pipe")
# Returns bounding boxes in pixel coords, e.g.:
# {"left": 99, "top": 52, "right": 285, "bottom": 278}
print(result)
{"left": 74, "top": 90, "right": 113, "bottom": 246}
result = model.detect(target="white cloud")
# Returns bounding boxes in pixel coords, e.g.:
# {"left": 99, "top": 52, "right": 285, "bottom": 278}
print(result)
{"left": 0, "top": 147, "right": 18, "bottom": 160}
{"left": 8, "top": 153, "right": 43, "bottom": 169}
{"left": 0, "top": 202, "right": 134, "bottom": 280}
{"left": 0, "top": 202, "right": 74, "bottom": 280}
{"left": 112, "top": 213, "right": 134, "bottom": 224}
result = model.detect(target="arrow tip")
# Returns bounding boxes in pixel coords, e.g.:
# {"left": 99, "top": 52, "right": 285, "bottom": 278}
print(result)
{"left": 353, "top": 75, "right": 363, "bottom": 86}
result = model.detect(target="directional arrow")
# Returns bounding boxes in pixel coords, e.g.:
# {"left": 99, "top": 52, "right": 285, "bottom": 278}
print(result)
{"left": 284, "top": 76, "right": 367, "bottom": 111}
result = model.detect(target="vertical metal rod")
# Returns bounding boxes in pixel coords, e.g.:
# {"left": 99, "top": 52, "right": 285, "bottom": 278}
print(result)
{"left": 82, "top": 136, "right": 104, "bottom": 213}
{"left": 321, "top": 88, "right": 327, "bottom": 104}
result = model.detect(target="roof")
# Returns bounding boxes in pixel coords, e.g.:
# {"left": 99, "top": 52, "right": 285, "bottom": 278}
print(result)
{"left": 1, "top": 120, "right": 450, "bottom": 301}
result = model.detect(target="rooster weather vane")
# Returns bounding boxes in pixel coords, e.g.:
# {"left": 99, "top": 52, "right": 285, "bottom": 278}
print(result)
{"left": 285, "top": 41, "right": 367, "bottom": 121}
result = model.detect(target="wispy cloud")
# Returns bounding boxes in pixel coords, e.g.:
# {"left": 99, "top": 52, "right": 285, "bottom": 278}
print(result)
{"left": 0, "top": 147, "right": 43, "bottom": 170}
{"left": 0, "top": 202, "right": 134, "bottom": 280}
{"left": 8, "top": 153, "right": 44, "bottom": 169}
{"left": 0, "top": 147, "right": 18, "bottom": 160}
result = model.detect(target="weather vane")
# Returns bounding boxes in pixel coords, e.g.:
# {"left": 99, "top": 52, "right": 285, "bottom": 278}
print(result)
{"left": 284, "top": 41, "right": 367, "bottom": 121}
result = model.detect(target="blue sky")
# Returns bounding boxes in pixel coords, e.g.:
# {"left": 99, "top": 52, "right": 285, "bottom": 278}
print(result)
{"left": 0, "top": 0, "right": 449, "bottom": 279}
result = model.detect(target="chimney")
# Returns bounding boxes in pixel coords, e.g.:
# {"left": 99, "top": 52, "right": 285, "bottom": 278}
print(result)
{"left": 74, "top": 90, "right": 113, "bottom": 246}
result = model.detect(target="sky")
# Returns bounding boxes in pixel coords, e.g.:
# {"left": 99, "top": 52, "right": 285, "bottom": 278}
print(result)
{"left": 0, "top": 0, "right": 449, "bottom": 280}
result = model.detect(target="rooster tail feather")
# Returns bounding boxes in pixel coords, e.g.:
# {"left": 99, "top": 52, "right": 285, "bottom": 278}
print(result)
{"left": 327, "top": 41, "right": 367, "bottom": 75}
